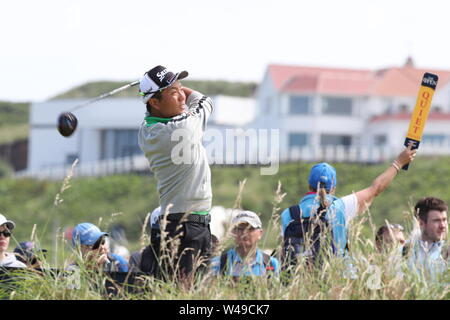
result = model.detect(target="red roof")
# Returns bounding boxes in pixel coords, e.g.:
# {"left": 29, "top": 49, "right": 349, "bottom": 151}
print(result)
{"left": 268, "top": 63, "right": 450, "bottom": 97}
{"left": 370, "top": 112, "right": 450, "bottom": 123}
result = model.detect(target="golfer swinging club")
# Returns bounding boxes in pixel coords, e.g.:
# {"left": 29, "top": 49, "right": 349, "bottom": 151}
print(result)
{"left": 138, "top": 65, "right": 213, "bottom": 283}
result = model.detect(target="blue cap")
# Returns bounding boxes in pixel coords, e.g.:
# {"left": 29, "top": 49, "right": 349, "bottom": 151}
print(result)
{"left": 71, "top": 223, "right": 108, "bottom": 247}
{"left": 308, "top": 162, "right": 337, "bottom": 191}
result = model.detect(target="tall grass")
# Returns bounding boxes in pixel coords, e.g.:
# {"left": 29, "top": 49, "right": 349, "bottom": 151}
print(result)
{"left": 0, "top": 175, "right": 448, "bottom": 300}
{"left": 3, "top": 157, "right": 450, "bottom": 251}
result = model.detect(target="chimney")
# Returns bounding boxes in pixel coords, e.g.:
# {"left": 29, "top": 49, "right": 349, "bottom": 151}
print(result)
{"left": 404, "top": 56, "right": 414, "bottom": 68}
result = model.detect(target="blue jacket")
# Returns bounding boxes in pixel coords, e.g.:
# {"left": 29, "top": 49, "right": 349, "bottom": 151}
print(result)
{"left": 110, "top": 253, "right": 129, "bottom": 272}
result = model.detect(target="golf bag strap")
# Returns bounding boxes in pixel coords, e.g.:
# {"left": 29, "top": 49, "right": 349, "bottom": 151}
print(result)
{"left": 263, "top": 252, "right": 274, "bottom": 271}
{"left": 289, "top": 205, "right": 301, "bottom": 221}
{"left": 219, "top": 251, "right": 228, "bottom": 275}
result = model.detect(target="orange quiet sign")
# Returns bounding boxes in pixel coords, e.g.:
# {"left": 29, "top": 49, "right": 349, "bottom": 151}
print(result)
{"left": 403, "top": 72, "right": 439, "bottom": 170}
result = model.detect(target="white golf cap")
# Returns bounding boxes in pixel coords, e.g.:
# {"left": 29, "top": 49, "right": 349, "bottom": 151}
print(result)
{"left": 231, "top": 210, "right": 262, "bottom": 229}
{"left": 0, "top": 213, "right": 15, "bottom": 231}
{"left": 139, "top": 65, "right": 188, "bottom": 104}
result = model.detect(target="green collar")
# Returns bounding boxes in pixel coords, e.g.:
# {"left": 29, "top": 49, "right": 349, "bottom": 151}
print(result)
{"left": 145, "top": 116, "right": 173, "bottom": 127}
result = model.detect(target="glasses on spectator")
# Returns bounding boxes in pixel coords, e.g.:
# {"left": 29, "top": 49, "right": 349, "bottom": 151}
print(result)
{"left": 233, "top": 224, "right": 257, "bottom": 232}
{"left": 0, "top": 230, "right": 11, "bottom": 238}
{"left": 91, "top": 237, "right": 106, "bottom": 250}
{"left": 388, "top": 224, "right": 404, "bottom": 231}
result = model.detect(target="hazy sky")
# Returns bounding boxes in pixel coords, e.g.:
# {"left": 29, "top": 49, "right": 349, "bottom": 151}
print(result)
{"left": 1, "top": 0, "right": 450, "bottom": 102}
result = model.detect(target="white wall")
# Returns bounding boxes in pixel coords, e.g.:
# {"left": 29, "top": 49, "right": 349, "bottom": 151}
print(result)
{"left": 254, "top": 69, "right": 279, "bottom": 128}
{"left": 29, "top": 98, "right": 145, "bottom": 171}
{"left": 367, "top": 118, "right": 450, "bottom": 151}
{"left": 28, "top": 128, "right": 78, "bottom": 170}
{"left": 434, "top": 81, "right": 450, "bottom": 112}
{"left": 209, "top": 96, "right": 255, "bottom": 126}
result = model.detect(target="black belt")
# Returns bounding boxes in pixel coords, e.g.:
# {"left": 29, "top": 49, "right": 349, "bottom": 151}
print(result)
{"left": 159, "top": 213, "right": 211, "bottom": 225}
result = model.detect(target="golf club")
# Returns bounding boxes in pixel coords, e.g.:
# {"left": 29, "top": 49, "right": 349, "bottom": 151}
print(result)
{"left": 57, "top": 80, "right": 140, "bottom": 137}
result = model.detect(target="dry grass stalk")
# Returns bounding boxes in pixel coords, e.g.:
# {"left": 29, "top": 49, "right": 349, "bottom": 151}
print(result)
{"left": 54, "top": 158, "right": 79, "bottom": 206}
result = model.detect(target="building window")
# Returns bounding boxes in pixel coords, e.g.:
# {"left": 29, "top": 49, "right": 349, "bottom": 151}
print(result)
{"left": 374, "top": 135, "right": 387, "bottom": 146}
{"left": 432, "top": 105, "right": 443, "bottom": 113}
{"left": 399, "top": 104, "right": 409, "bottom": 113}
{"left": 101, "top": 129, "right": 141, "bottom": 160}
{"left": 320, "top": 134, "right": 352, "bottom": 146}
{"left": 289, "top": 133, "right": 308, "bottom": 148}
{"left": 322, "top": 97, "right": 352, "bottom": 115}
{"left": 289, "top": 96, "right": 310, "bottom": 115}
{"left": 422, "top": 134, "right": 447, "bottom": 146}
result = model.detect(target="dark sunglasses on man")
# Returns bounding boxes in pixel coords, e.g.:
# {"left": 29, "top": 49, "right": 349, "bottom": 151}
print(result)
{"left": 388, "top": 224, "right": 404, "bottom": 231}
{"left": 233, "top": 223, "right": 258, "bottom": 232}
{"left": 29, "top": 256, "right": 41, "bottom": 265}
{"left": 0, "top": 230, "right": 11, "bottom": 237}
{"left": 90, "top": 236, "right": 106, "bottom": 250}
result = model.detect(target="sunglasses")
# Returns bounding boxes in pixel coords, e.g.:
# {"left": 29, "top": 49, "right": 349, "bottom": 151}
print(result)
{"left": 91, "top": 237, "right": 106, "bottom": 250}
{"left": 388, "top": 224, "right": 404, "bottom": 231}
{"left": 233, "top": 225, "right": 258, "bottom": 232}
{"left": 0, "top": 230, "right": 11, "bottom": 238}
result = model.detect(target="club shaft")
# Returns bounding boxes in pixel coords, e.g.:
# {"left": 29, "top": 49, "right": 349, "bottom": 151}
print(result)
{"left": 69, "top": 80, "right": 140, "bottom": 112}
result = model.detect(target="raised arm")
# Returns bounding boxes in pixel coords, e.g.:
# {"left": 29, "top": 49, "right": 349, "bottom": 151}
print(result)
{"left": 354, "top": 146, "right": 417, "bottom": 215}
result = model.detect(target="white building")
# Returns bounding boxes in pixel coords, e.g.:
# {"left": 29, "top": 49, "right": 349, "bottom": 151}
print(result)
{"left": 28, "top": 98, "right": 142, "bottom": 172}
{"left": 255, "top": 59, "right": 450, "bottom": 162}
{"left": 23, "top": 59, "right": 450, "bottom": 179}
{"left": 24, "top": 95, "right": 255, "bottom": 178}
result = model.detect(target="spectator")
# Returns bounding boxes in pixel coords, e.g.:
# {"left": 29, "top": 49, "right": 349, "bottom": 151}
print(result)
{"left": 109, "top": 224, "right": 130, "bottom": 261}
{"left": 70, "top": 223, "right": 128, "bottom": 272}
{"left": 129, "top": 207, "right": 161, "bottom": 273}
{"left": 0, "top": 214, "right": 26, "bottom": 268}
{"left": 14, "top": 241, "right": 48, "bottom": 269}
{"left": 280, "top": 147, "right": 416, "bottom": 270}
{"left": 375, "top": 224, "right": 406, "bottom": 253}
{"left": 211, "top": 210, "right": 280, "bottom": 278}
{"left": 404, "top": 197, "right": 448, "bottom": 278}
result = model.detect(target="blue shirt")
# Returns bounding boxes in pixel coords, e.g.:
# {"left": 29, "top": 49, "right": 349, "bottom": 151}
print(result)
{"left": 210, "top": 248, "right": 280, "bottom": 277}
{"left": 110, "top": 253, "right": 129, "bottom": 272}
